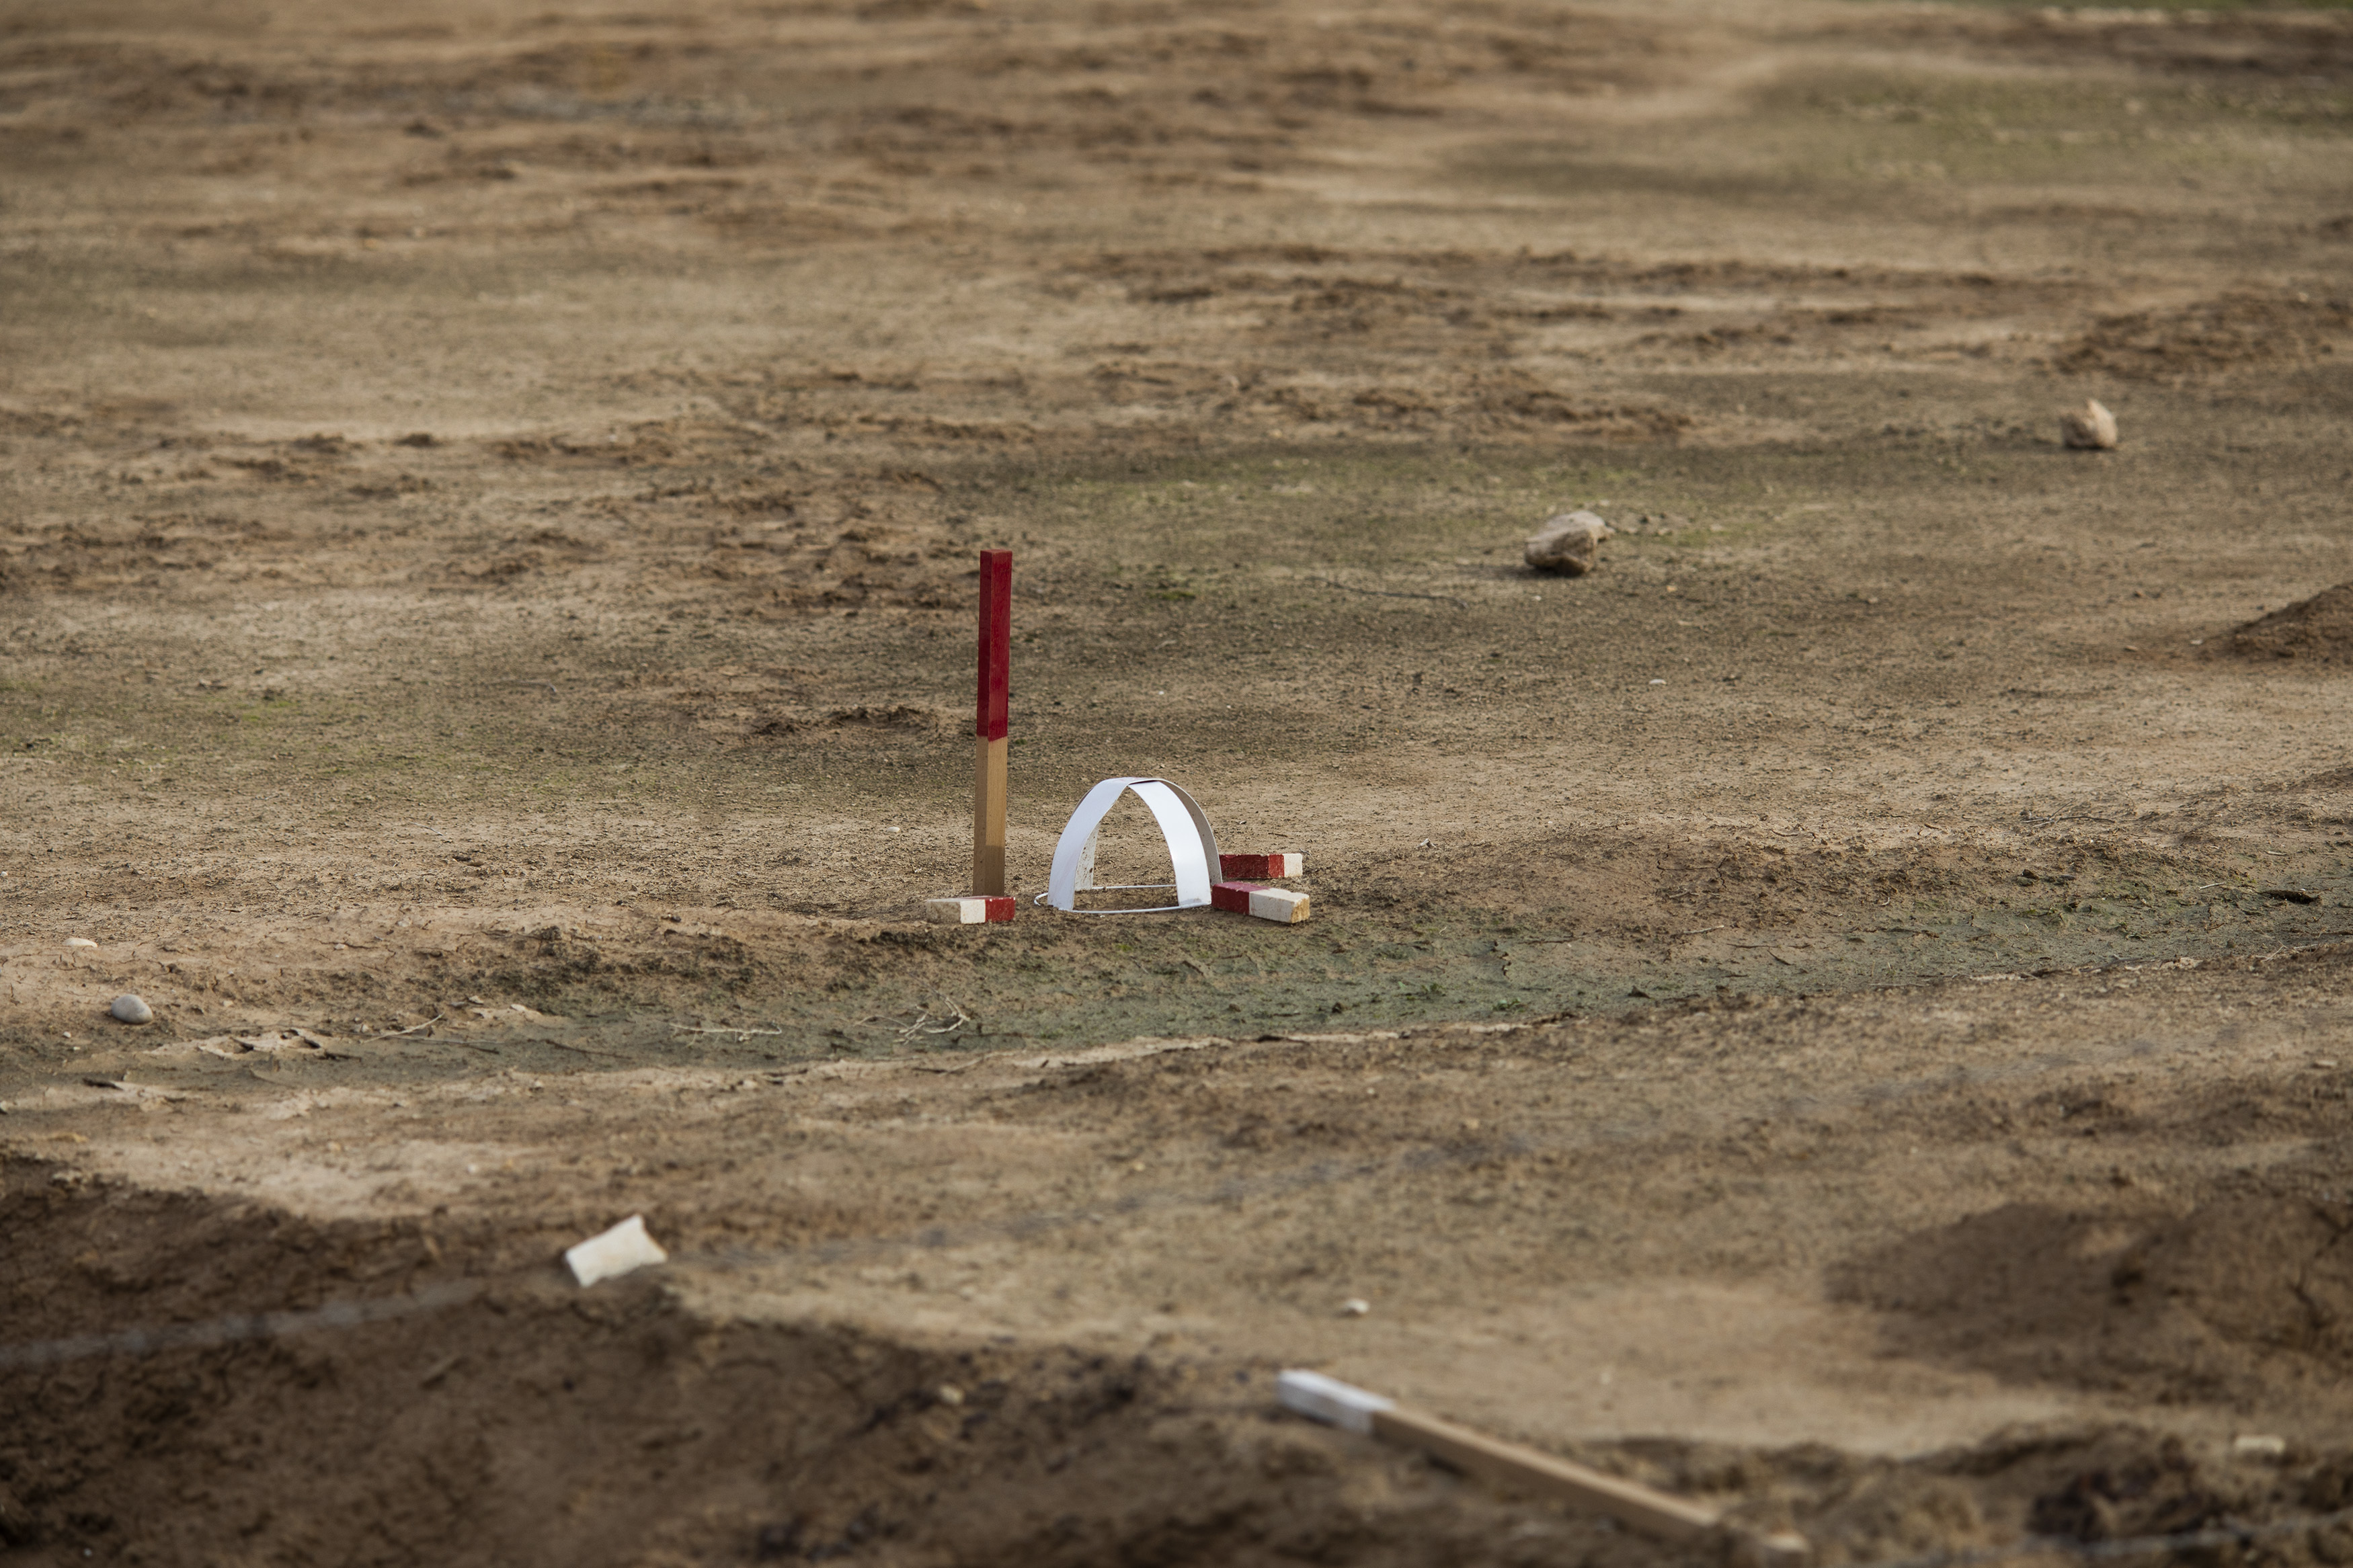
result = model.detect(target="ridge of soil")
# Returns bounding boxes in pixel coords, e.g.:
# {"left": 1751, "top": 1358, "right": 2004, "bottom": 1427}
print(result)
{"left": 2231, "top": 583, "right": 2353, "bottom": 664}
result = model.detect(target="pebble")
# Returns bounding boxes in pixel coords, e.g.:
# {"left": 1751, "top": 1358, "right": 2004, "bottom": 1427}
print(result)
{"left": 67, "top": 937, "right": 97, "bottom": 949}
{"left": 1341, "top": 1297, "right": 1371, "bottom": 1317}
{"left": 110, "top": 993, "right": 153, "bottom": 1024}
{"left": 1523, "top": 511, "right": 1613, "bottom": 576}
{"left": 2061, "top": 399, "right": 2118, "bottom": 450}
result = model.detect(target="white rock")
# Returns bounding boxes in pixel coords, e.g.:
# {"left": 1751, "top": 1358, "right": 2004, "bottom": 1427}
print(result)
{"left": 565, "top": 1214, "right": 668, "bottom": 1286}
{"left": 1523, "top": 511, "right": 1613, "bottom": 575}
{"left": 1340, "top": 1297, "right": 1371, "bottom": 1317}
{"left": 110, "top": 994, "right": 153, "bottom": 1024}
{"left": 2061, "top": 399, "right": 2118, "bottom": 450}
{"left": 66, "top": 937, "right": 97, "bottom": 949}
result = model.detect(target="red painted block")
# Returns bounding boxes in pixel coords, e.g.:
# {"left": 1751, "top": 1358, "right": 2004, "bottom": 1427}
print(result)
{"left": 1220, "top": 852, "right": 1304, "bottom": 880}
{"left": 1211, "top": 880, "right": 1263, "bottom": 913}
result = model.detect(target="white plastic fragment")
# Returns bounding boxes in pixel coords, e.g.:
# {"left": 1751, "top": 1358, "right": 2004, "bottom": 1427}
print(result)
{"left": 565, "top": 1214, "right": 668, "bottom": 1287}
{"left": 1277, "top": 1368, "right": 1394, "bottom": 1434}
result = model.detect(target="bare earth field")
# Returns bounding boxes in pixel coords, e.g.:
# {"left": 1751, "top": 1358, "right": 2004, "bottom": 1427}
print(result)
{"left": 3, "top": 0, "right": 2353, "bottom": 1563}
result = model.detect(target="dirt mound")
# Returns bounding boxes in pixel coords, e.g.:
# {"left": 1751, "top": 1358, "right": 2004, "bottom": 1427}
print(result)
{"left": 0, "top": 1159, "right": 1660, "bottom": 1567}
{"left": 2229, "top": 583, "right": 2353, "bottom": 663}
{"left": 2051, "top": 294, "right": 2352, "bottom": 379}
{"left": 13, "top": 1159, "right": 2353, "bottom": 1567}
{"left": 1832, "top": 1186, "right": 2353, "bottom": 1407}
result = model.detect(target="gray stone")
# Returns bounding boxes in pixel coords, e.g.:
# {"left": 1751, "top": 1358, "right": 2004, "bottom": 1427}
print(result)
{"left": 2061, "top": 399, "right": 2118, "bottom": 450}
{"left": 110, "top": 993, "right": 153, "bottom": 1024}
{"left": 1524, "top": 510, "right": 1613, "bottom": 575}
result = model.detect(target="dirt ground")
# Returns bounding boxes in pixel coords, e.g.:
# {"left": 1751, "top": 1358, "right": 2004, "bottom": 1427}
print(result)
{"left": 3, "top": 0, "right": 2352, "bottom": 1562}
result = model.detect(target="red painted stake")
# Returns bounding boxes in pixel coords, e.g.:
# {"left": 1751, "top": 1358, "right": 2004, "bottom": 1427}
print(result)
{"left": 973, "top": 550, "right": 1012, "bottom": 897}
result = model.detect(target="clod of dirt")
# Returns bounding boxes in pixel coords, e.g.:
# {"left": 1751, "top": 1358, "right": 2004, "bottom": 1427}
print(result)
{"left": 2060, "top": 399, "right": 2118, "bottom": 450}
{"left": 2024, "top": 1435, "right": 2229, "bottom": 1544}
{"left": 108, "top": 994, "right": 152, "bottom": 1024}
{"left": 1523, "top": 510, "right": 1612, "bottom": 575}
{"left": 2228, "top": 583, "right": 2353, "bottom": 663}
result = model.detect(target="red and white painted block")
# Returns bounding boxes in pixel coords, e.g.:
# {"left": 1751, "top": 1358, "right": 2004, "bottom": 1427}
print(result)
{"left": 924, "top": 896, "right": 1016, "bottom": 925}
{"left": 1220, "top": 852, "right": 1304, "bottom": 880}
{"left": 1211, "top": 881, "right": 1311, "bottom": 923}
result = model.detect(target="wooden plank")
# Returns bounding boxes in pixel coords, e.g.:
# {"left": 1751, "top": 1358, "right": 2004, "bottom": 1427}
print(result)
{"left": 971, "top": 735, "right": 1008, "bottom": 897}
{"left": 1369, "top": 1407, "right": 1808, "bottom": 1568}
{"left": 1277, "top": 1370, "right": 1808, "bottom": 1568}
{"left": 1373, "top": 1406, "right": 1716, "bottom": 1538}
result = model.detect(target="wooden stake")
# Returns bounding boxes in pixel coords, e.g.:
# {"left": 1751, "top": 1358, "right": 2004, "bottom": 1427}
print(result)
{"left": 972, "top": 550, "right": 1012, "bottom": 897}
{"left": 1279, "top": 1371, "right": 1808, "bottom": 1568}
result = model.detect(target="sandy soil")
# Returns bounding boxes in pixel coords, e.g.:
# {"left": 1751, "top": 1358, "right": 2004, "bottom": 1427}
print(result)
{"left": 3, "top": 0, "right": 2352, "bottom": 1562}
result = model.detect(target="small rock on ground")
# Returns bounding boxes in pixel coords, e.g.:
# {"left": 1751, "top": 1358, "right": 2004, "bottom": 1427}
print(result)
{"left": 110, "top": 994, "right": 153, "bottom": 1024}
{"left": 2061, "top": 399, "right": 2118, "bottom": 450}
{"left": 1524, "top": 511, "right": 1613, "bottom": 575}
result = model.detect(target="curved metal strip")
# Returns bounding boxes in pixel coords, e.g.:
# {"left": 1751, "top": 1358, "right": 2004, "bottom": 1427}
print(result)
{"left": 1129, "top": 780, "right": 1211, "bottom": 908}
{"left": 1047, "top": 776, "right": 1148, "bottom": 911}
{"left": 1044, "top": 776, "right": 1222, "bottom": 913}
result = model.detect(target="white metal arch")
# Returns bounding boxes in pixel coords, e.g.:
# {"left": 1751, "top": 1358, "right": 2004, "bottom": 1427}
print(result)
{"left": 1042, "top": 776, "right": 1224, "bottom": 915}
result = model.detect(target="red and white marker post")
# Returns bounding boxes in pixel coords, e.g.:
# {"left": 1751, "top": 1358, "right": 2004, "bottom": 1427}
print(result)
{"left": 928, "top": 550, "right": 1016, "bottom": 924}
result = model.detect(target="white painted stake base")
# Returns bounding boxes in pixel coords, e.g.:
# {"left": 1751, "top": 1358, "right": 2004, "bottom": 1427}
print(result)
{"left": 1277, "top": 1370, "right": 1394, "bottom": 1434}
{"left": 924, "top": 896, "right": 1016, "bottom": 924}
{"left": 565, "top": 1214, "right": 668, "bottom": 1287}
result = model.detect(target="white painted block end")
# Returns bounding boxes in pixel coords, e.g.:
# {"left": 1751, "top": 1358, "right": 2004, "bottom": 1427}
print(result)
{"left": 1277, "top": 1369, "right": 1394, "bottom": 1435}
{"left": 1248, "top": 886, "right": 1310, "bottom": 923}
{"left": 565, "top": 1214, "right": 668, "bottom": 1287}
